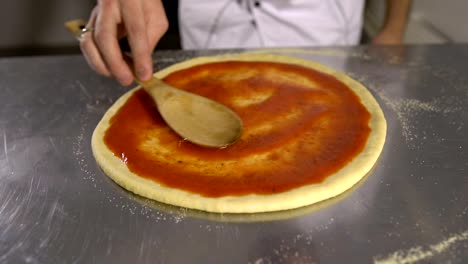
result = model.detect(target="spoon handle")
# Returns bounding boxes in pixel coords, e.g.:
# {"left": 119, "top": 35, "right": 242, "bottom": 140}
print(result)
{"left": 138, "top": 77, "right": 175, "bottom": 106}
{"left": 120, "top": 53, "right": 174, "bottom": 106}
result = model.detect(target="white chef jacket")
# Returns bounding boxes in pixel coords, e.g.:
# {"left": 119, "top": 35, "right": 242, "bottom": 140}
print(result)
{"left": 179, "top": 0, "right": 365, "bottom": 49}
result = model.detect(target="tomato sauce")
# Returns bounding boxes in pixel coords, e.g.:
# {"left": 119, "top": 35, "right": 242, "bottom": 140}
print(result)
{"left": 104, "top": 61, "right": 371, "bottom": 197}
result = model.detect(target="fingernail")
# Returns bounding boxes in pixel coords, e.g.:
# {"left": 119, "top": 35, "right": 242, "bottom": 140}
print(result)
{"left": 118, "top": 75, "right": 133, "bottom": 86}
{"left": 136, "top": 65, "right": 151, "bottom": 81}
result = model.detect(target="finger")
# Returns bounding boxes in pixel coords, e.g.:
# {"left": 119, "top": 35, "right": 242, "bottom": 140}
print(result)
{"left": 120, "top": 0, "right": 152, "bottom": 81}
{"left": 94, "top": 0, "right": 133, "bottom": 86}
{"left": 145, "top": 0, "right": 169, "bottom": 49}
{"left": 80, "top": 34, "right": 112, "bottom": 77}
{"left": 80, "top": 7, "right": 112, "bottom": 77}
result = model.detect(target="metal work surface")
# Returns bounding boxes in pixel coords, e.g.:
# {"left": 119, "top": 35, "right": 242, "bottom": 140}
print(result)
{"left": 1, "top": 45, "right": 467, "bottom": 263}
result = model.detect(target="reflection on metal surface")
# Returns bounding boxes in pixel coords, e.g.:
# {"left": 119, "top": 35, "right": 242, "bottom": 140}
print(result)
{"left": 125, "top": 168, "right": 375, "bottom": 223}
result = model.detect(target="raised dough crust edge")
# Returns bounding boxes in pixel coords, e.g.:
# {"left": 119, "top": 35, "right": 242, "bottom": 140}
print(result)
{"left": 91, "top": 53, "right": 387, "bottom": 213}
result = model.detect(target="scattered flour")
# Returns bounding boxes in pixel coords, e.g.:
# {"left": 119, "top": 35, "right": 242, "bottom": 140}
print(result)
{"left": 378, "top": 93, "right": 462, "bottom": 148}
{"left": 72, "top": 114, "right": 97, "bottom": 188}
{"left": 73, "top": 111, "right": 187, "bottom": 224}
{"left": 349, "top": 74, "right": 464, "bottom": 151}
{"left": 373, "top": 229, "right": 468, "bottom": 264}
{"left": 248, "top": 218, "right": 336, "bottom": 264}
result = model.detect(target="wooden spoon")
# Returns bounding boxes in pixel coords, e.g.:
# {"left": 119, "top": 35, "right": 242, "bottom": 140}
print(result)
{"left": 65, "top": 19, "right": 242, "bottom": 148}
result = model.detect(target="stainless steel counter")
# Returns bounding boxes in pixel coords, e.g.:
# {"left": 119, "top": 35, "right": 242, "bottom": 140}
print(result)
{"left": 1, "top": 45, "right": 467, "bottom": 263}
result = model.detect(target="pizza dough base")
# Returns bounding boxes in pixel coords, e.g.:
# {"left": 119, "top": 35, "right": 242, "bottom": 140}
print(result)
{"left": 91, "top": 53, "right": 387, "bottom": 213}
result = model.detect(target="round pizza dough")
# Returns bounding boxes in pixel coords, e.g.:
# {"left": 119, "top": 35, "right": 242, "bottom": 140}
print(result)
{"left": 92, "top": 53, "right": 387, "bottom": 213}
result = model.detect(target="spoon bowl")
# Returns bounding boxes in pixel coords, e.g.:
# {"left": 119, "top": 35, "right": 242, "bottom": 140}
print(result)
{"left": 139, "top": 77, "right": 242, "bottom": 147}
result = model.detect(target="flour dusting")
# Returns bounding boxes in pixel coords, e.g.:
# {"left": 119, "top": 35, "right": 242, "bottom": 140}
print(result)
{"left": 72, "top": 114, "right": 97, "bottom": 188}
{"left": 248, "top": 221, "right": 336, "bottom": 264}
{"left": 373, "top": 229, "right": 468, "bottom": 264}
{"left": 371, "top": 88, "right": 462, "bottom": 149}
{"left": 73, "top": 110, "right": 187, "bottom": 224}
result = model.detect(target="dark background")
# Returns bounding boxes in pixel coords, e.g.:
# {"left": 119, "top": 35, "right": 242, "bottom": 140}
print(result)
{"left": 0, "top": 0, "right": 181, "bottom": 57}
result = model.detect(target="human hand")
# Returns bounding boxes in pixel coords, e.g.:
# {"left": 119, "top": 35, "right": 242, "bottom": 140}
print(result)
{"left": 80, "top": 0, "right": 168, "bottom": 86}
{"left": 373, "top": 0, "right": 411, "bottom": 46}
{"left": 372, "top": 29, "right": 404, "bottom": 45}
